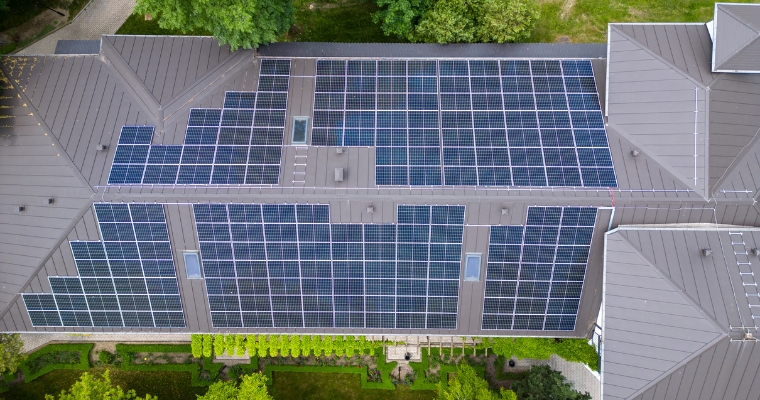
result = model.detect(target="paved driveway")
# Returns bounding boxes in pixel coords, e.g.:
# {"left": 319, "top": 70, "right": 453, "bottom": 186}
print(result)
{"left": 17, "top": 0, "right": 136, "bottom": 55}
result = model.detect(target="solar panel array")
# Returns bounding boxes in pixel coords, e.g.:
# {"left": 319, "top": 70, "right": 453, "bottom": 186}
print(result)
{"left": 312, "top": 59, "right": 616, "bottom": 188}
{"left": 23, "top": 204, "right": 186, "bottom": 328}
{"left": 482, "top": 206, "right": 597, "bottom": 331}
{"left": 107, "top": 59, "right": 290, "bottom": 185}
{"left": 193, "top": 203, "right": 464, "bottom": 329}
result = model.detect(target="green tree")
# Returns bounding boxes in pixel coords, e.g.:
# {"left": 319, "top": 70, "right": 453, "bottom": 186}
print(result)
{"left": 133, "top": 0, "right": 294, "bottom": 50}
{"left": 437, "top": 363, "right": 515, "bottom": 400}
{"left": 225, "top": 335, "right": 236, "bottom": 356}
{"left": 268, "top": 335, "right": 279, "bottom": 358}
{"left": 235, "top": 335, "right": 246, "bottom": 357}
{"left": 256, "top": 335, "right": 268, "bottom": 358}
{"left": 358, "top": 336, "right": 367, "bottom": 355}
{"left": 197, "top": 372, "right": 273, "bottom": 400}
{"left": 45, "top": 370, "right": 155, "bottom": 400}
{"left": 214, "top": 334, "right": 226, "bottom": 358}
{"left": 280, "top": 335, "right": 290, "bottom": 357}
{"left": 290, "top": 335, "right": 301, "bottom": 358}
{"left": 301, "top": 336, "right": 312, "bottom": 357}
{"left": 510, "top": 365, "right": 591, "bottom": 400}
{"left": 324, "top": 336, "right": 334, "bottom": 356}
{"left": 203, "top": 334, "right": 213, "bottom": 358}
{"left": 0, "top": 333, "right": 24, "bottom": 374}
{"left": 345, "top": 336, "right": 356, "bottom": 356}
{"left": 374, "top": 0, "right": 539, "bottom": 43}
{"left": 0, "top": 0, "right": 8, "bottom": 13}
{"left": 191, "top": 334, "right": 203, "bottom": 358}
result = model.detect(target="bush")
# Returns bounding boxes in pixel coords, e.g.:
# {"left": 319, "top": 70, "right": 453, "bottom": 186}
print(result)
{"left": 19, "top": 344, "right": 92, "bottom": 382}
{"left": 482, "top": 338, "right": 599, "bottom": 371}
{"left": 97, "top": 351, "right": 114, "bottom": 365}
{"left": 225, "top": 335, "right": 236, "bottom": 357}
{"left": 214, "top": 335, "right": 225, "bottom": 358}
{"left": 202, "top": 334, "right": 213, "bottom": 358}
{"left": 191, "top": 334, "right": 203, "bottom": 358}
{"left": 235, "top": 335, "right": 246, "bottom": 357}
{"left": 510, "top": 365, "right": 591, "bottom": 400}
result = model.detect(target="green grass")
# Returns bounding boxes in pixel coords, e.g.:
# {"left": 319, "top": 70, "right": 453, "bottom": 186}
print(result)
{"left": 285, "top": 0, "right": 405, "bottom": 43}
{"left": 66, "top": 0, "right": 89, "bottom": 21}
{"left": 115, "top": 13, "right": 212, "bottom": 36}
{"left": 0, "top": 367, "right": 208, "bottom": 400}
{"left": 530, "top": 0, "right": 760, "bottom": 43}
{"left": 270, "top": 372, "right": 436, "bottom": 400}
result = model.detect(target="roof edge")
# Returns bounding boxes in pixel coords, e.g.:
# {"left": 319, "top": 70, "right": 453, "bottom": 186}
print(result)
{"left": 712, "top": 6, "right": 760, "bottom": 72}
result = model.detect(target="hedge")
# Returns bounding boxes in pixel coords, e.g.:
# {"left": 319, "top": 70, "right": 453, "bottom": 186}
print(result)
{"left": 19, "top": 343, "right": 93, "bottom": 382}
{"left": 116, "top": 344, "right": 222, "bottom": 387}
{"left": 408, "top": 349, "right": 458, "bottom": 391}
{"left": 263, "top": 346, "right": 395, "bottom": 390}
{"left": 480, "top": 338, "right": 599, "bottom": 371}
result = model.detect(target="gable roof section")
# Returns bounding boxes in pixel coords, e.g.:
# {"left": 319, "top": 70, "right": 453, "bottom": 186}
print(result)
{"left": 102, "top": 36, "right": 234, "bottom": 106}
{"left": 607, "top": 25, "right": 709, "bottom": 197}
{"left": 1, "top": 55, "right": 157, "bottom": 187}
{"left": 602, "top": 232, "right": 726, "bottom": 399}
{"left": 0, "top": 64, "right": 93, "bottom": 317}
{"left": 713, "top": 3, "right": 760, "bottom": 73}
{"left": 604, "top": 225, "right": 760, "bottom": 399}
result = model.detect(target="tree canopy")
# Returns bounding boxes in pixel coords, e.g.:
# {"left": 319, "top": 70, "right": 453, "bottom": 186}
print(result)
{"left": 133, "top": 0, "right": 294, "bottom": 50}
{"left": 437, "top": 363, "right": 516, "bottom": 400}
{"left": 374, "top": 0, "right": 539, "bottom": 43}
{"left": 510, "top": 365, "right": 591, "bottom": 400}
{"left": 45, "top": 370, "right": 156, "bottom": 400}
{"left": 0, "top": 333, "right": 24, "bottom": 375}
{"left": 197, "top": 373, "right": 273, "bottom": 400}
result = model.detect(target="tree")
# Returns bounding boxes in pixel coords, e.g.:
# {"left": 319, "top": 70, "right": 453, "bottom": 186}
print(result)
{"left": 256, "top": 335, "right": 268, "bottom": 358}
{"left": 203, "top": 334, "right": 213, "bottom": 358}
{"left": 0, "top": 333, "right": 23, "bottom": 375}
{"left": 374, "top": 0, "right": 539, "bottom": 43}
{"left": 214, "top": 334, "right": 226, "bottom": 358}
{"left": 437, "top": 363, "right": 516, "bottom": 400}
{"left": 301, "top": 335, "right": 312, "bottom": 357}
{"left": 225, "top": 334, "right": 236, "bottom": 356}
{"left": 0, "top": 0, "right": 8, "bottom": 13}
{"left": 45, "top": 370, "right": 156, "bottom": 400}
{"left": 510, "top": 365, "right": 591, "bottom": 400}
{"left": 290, "top": 335, "right": 301, "bottom": 358}
{"left": 133, "top": 0, "right": 294, "bottom": 50}
{"left": 268, "top": 335, "right": 279, "bottom": 358}
{"left": 235, "top": 335, "right": 246, "bottom": 357}
{"left": 197, "top": 372, "right": 273, "bottom": 400}
{"left": 191, "top": 334, "right": 203, "bottom": 358}
{"left": 280, "top": 335, "right": 290, "bottom": 357}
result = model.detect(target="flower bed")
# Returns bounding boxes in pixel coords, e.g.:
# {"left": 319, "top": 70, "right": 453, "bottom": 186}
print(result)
{"left": 116, "top": 344, "right": 223, "bottom": 387}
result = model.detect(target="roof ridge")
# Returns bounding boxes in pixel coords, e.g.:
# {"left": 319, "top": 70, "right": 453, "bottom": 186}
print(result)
{"left": 719, "top": 4, "right": 760, "bottom": 34}
{"left": 714, "top": 8, "right": 760, "bottom": 70}
{"left": 710, "top": 120, "right": 760, "bottom": 197}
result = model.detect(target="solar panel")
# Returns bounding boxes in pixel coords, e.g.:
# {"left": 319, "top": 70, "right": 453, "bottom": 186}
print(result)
{"left": 193, "top": 203, "right": 463, "bottom": 329}
{"left": 481, "top": 206, "right": 597, "bottom": 331}
{"left": 312, "top": 59, "right": 616, "bottom": 188}
{"left": 107, "top": 59, "right": 290, "bottom": 186}
{"left": 23, "top": 203, "right": 186, "bottom": 328}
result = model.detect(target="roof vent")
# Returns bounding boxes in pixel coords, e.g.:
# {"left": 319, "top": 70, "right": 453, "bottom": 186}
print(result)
{"left": 702, "top": 248, "right": 712, "bottom": 257}
{"left": 501, "top": 207, "right": 510, "bottom": 216}
{"left": 334, "top": 168, "right": 344, "bottom": 182}
{"left": 47, "top": 198, "right": 55, "bottom": 205}
{"left": 16, "top": 206, "right": 25, "bottom": 212}
{"left": 96, "top": 144, "right": 108, "bottom": 151}
{"left": 366, "top": 205, "right": 374, "bottom": 214}
{"left": 753, "top": 248, "right": 760, "bottom": 257}
{"left": 336, "top": 147, "right": 344, "bottom": 154}
{"left": 746, "top": 332, "right": 754, "bottom": 340}
{"left": 631, "top": 149, "right": 640, "bottom": 157}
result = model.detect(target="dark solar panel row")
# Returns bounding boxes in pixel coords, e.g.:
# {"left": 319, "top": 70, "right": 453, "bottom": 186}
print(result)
{"left": 193, "top": 204, "right": 464, "bottom": 329}
{"left": 312, "top": 59, "right": 616, "bottom": 188}
{"left": 107, "top": 59, "right": 290, "bottom": 185}
{"left": 481, "top": 206, "right": 597, "bottom": 331}
{"left": 23, "top": 204, "right": 186, "bottom": 328}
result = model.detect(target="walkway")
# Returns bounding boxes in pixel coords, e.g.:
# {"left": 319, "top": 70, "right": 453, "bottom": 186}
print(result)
{"left": 17, "top": 0, "right": 136, "bottom": 55}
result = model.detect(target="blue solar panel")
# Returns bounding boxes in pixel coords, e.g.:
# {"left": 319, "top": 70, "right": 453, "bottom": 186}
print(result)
{"left": 194, "top": 203, "right": 463, "bottom": 329}
{"left": 313, "top": 59, "right": 617, "bottom": 188}
{"left": 23, "top": 204, "right": 186, "bottom": 328}
{"left": 482, "top": 206, "right": 596, "bottom": 331}
{"left": 107, "top": 59, "right": 289, "bottom": 186}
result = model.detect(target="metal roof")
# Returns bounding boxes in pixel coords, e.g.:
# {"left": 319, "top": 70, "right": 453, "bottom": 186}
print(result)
{"left": 603, "top": 225, "right": 760, "bottom": 399}
{"left": 713, "top": 3, "right": 760, "bottom": 73}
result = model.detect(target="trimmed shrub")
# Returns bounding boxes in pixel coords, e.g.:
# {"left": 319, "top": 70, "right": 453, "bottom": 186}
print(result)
{"left": 235, "top": 335, "right": 246, "bottom": 357}
{"left": 191, "top": 334, "right": 203, "bottom": 358}
{"left": 213, "top": 335, "right": 225, "bottom": 358}
{"left": 224, "top": 335, "right": 236, "bottom": 356}
{"left": 202, "top": 334, "right": 213, "bottom": 358}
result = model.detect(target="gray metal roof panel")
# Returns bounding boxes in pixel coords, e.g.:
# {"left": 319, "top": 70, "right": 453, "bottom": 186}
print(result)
{"left": 603, "top": 232, "right": 726, "bottom": 399}
{"left": 713, "top": 4, "right": 760, "bottom": 72}
{"left": 607, "top": 26, "right": 709, "bottom": 197}
{"left": 258, "top": 42, "right": 608, "bottom": 58}
{"left": 54, "top": 40, "right": 100, "bottom": 55}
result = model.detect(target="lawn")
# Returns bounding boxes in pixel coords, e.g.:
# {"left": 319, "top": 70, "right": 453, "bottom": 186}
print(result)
{"left": 0, "top": 367, "right": 208, "bottom": 400}
{"left": 270, "top": 372, "right": 435, "bottom": 400}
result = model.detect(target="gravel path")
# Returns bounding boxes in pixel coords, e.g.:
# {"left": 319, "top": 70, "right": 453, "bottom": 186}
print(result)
{"left": 16, "top": 0, "right": 136, "bottom": 55}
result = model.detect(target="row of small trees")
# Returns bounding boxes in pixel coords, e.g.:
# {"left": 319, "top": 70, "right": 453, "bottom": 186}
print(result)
{"left": 191, "top": 334, "right": 380, "bottom": 359}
